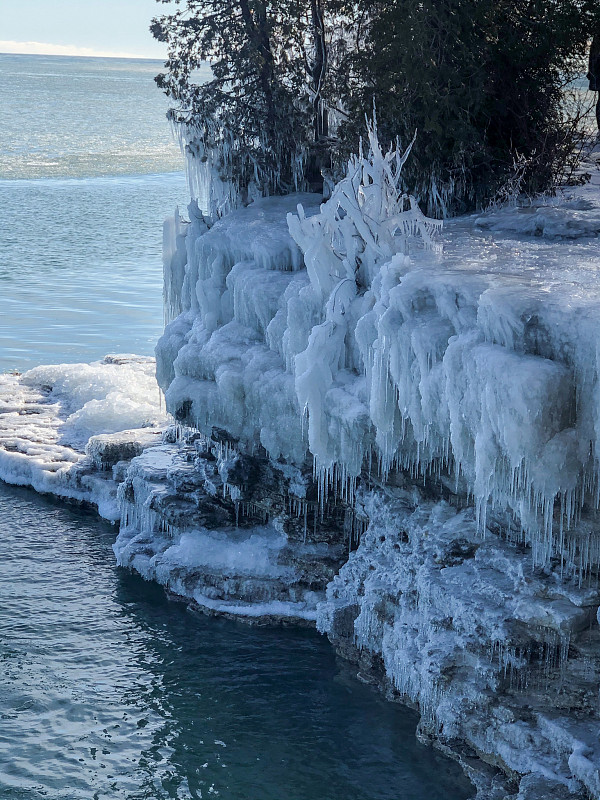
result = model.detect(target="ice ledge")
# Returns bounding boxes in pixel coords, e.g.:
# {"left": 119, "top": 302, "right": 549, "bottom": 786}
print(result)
{"left": 0, "top": 356, "right": 167, "bottom": 520}
{"left": 1, "top": 358, "right": 599, "bottom": 798}
{"left": 0, "top": 361, "right": 344, "bottom": 628}
{"left": 157, "top": 141, "right": 600, "bottom": 581}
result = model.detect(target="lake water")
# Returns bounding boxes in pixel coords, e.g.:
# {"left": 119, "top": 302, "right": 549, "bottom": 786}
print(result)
{"left": 0, "top": 483, "right": 473, "bottom": 800}
{"left": 0, "top": 54, "right": 474, "bottom": 799}
{"left": 0, "top": 54, "right": 189, "bottom": 372}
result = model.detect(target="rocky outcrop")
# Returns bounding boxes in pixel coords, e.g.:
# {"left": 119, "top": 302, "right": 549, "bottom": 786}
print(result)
{"left": 113, "top": 425, "right": 353, "bottom": 624}
{"left": 3, "top": 141, "right": 600, "bottom": 798}
{"left": 147, "top": 137, "right": 600, "bottom": 798}
{"left": 319, "top": 485, "right": 600, "bottom": 799}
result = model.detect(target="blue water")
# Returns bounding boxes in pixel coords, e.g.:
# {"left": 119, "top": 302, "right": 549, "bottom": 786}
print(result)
{"left": 0, "top": 54, "right": 188, "bottom": 372}
{"left": 0, "top": 54, "right": 474, "bottom": 799}
{"left": 0, "top": 484, "right": 474, "bottom": 799}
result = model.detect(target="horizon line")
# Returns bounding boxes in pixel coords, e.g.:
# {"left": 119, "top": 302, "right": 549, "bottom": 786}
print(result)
{"left": 0, "top": 40, "right": 165, "bottom": 61}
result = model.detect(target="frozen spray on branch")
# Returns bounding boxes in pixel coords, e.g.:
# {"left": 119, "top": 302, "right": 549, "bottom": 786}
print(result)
{"left": 288, "top": 120, "right": 442, "bottom": 492}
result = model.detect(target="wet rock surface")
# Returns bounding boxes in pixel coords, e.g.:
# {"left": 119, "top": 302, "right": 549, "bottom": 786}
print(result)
{"left": 113, "top": 426, "right": 350, "bottom": 624}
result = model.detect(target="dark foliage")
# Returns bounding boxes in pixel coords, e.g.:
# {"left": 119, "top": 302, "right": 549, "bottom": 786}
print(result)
{"left": 153, "top": 0, "right": 600, "bottom": 215}
{"left": 336, "top": 0, "right": 600, "bottom": 215}
{"left": 152, "top": 0, "right": 340, "bottom": 200}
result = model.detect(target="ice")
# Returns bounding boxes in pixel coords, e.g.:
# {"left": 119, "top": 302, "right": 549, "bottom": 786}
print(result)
{"left": 156, "top": 192, "right": 323, "bottom": 465}
{"left": 0, "top": 356, "right": 168, "bottom": 517}
{"left": 163, "top": 205, "right": 190, "bottom": 324}
{"left": 111, "top": 435, "right": 337, "bottom": 623}
{"left": 317, "top": 485, "right": 600, "bottom": 797}
{"left": 21, "top": 355, "right": 166, "bottom": 448}
{"left": 158, "top": 128, "right": 600, "bottom": 572}
{"left": 2, "top": 119, "right": 600, "bottom": 798}
{"left": 474, "top": 196, "right": 600, "bottom": 239}
{"left": 160, "top": 528, "right": 293, "bottom": 577}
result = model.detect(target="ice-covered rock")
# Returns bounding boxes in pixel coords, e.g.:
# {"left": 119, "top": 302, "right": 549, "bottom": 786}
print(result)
{"left": 0, "top": 356, "right": 168, "bottom": 519}
{"left": 157, "top": 130, "right": 600, "bottom": 579}
{"left": 3, "top": 132, "right": 600, "bottom": 798}
{"left": 113, "top": 427, "right": 348, "bottom": 623}
{"left": 153, "top": 132, "right": 600, "bottom": 797}
{"left": 317, "top": 484, "right": 600, "bottom": 798}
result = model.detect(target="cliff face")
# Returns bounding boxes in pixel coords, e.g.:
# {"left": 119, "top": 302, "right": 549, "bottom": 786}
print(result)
{"left": 1, "top": 136, "right": 598, "bottom": 795}
{"left": 139, "top": 139, "right": 600, "bottom": 798}
{"left": 320, "top": 489, "right": 600, "bottom": 800}
{"left": 157, "top": 135, "right": 600, "bottom": 578}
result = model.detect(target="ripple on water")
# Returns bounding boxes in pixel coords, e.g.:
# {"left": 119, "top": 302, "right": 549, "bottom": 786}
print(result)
{"left": 0, "top": 483, "right": 475, "bottom": 799}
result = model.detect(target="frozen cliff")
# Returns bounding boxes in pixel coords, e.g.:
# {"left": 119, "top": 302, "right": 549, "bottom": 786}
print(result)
{"left": 148, "top": 131, "right": 600, "bottom": 798}
{"left": 1, "top": 130, "right": 600, "bottom": 798}
{"left": 157, "top": 129, "right": 600, "bottom": 578}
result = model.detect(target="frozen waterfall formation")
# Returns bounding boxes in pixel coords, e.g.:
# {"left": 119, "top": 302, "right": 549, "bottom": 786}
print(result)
{"left": 151, "top": 132, "right": 600, "bottom": 799}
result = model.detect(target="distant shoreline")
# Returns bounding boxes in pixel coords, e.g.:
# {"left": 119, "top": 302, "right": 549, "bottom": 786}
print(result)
{"left": 0, "top": 51, "right": 164, "bottom": 62}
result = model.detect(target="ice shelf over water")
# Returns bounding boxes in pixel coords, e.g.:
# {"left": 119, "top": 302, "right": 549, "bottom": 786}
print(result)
{"left": 2, "top": 134, "right": 600, "bottom": 799}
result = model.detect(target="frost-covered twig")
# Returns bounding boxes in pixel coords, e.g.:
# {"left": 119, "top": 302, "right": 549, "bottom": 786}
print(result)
{"left": 288, "top": 119, "right": 441, "bottom": 481}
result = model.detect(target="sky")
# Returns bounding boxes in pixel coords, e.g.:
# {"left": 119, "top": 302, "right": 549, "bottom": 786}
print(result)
{"left": 0, "top": 0, "right": 171, "bottom": 59}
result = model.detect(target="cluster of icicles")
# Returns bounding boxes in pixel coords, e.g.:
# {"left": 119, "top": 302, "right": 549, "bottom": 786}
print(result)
{"left": 160, "top": 121, "right": 600, "bottom": 577}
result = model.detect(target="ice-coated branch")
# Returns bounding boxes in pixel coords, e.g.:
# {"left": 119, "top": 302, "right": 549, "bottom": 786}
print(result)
{"left": 288, "top": 120, "right": 440, "bottom": 296}
{"left": 288, "top": 121, "right": 441, "bottom": 484}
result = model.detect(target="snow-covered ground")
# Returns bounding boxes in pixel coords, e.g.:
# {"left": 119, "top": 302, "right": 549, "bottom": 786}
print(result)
{"left": 0, "top": 355, "right": 166, "bottom": 518}
{"left": 2, "top": 140, "right": 600, "bottom": 798}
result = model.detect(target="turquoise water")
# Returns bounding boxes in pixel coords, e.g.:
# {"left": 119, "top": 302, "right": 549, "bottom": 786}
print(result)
{"left": 0, "top": 54, "right": 188, "bottom": 372}
{"left": 0, "top": 483, "right": 474, "bottom": 799}
{"left": 0, "top": 54, "right": 474, "bottom": 799}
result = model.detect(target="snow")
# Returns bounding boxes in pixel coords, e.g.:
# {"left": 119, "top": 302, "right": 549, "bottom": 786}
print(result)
{"left": 0, "top": 356, "right": 167, "bottom": 518}
{"left": 158, "top": 131, "right": 600, "bottom": 576}
{"left": 20, "top": 355, "right": 166, "bottom": 448}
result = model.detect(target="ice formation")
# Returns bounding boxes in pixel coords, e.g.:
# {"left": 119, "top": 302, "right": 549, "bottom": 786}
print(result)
{"left": 151, "top": 135, "right": 600, "bottom": 797}
{"left": 2, "top": 128, "right": 600, "bottom": 798}
{"left": 173, "top": 123, "right": 274, "bottom": 222}
{"left": 158, "top": 127, "right": 600, "bottom": 578}
{"left": 113, "top": 430, "right": 343, "bottom": 623}
{"left": 0, "top": 356, "right": 166, "bottom": 518}
{"left": 317, "top": 485, "right": 600, "bottom": 798}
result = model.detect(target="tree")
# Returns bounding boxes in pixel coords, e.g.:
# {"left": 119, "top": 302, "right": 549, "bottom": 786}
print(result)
{"left": 152, "top": 0, "right": 345, "bottom": 216}
{"left": 153, "top": 0, "right": 600, "bottom": 217}
{"left": 336, "top": 0, "right": 600, "bottom": 215}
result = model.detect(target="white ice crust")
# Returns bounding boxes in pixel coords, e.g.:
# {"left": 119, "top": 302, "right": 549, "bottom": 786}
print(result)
{"left": 158, "top": 132, "right": 600, "bottom": 575}
{"left": 317, "top": 487, "right": 600, "bottom": 797}
{"left": 0, "top": 356, "right": 167, "bottom": 518}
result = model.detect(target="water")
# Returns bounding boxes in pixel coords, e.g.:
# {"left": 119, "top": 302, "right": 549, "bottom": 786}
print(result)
{"left": 0, "top": 54, "right": 474, "bottom": 799}
{"left": 0, "top": 483, "right": 473, "bottom": 800}
{"left": 0, "top": 54, "right": 189, "bottom": 372}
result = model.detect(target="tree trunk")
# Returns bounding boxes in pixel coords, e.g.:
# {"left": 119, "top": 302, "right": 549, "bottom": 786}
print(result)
{"left": 310, "top": 0, "right": 328, "bottom": 139}
{"left": 238, "top": 0, "right": 277, "bottom": 135}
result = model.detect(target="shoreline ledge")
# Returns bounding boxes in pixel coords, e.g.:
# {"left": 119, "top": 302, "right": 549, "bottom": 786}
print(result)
{"left": 3, "top": 163, "right": 600, "bottom": 797}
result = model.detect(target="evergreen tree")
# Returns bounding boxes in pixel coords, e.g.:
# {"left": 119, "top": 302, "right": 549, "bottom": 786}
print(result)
{"left": 154, "top": 0, "right": 600, "bottom": 216}
{"left": 152, "top": 0, "right": 342, "bottom": 211}
{"left": 337, "top": 0, "right": 600, "bottom": 215}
